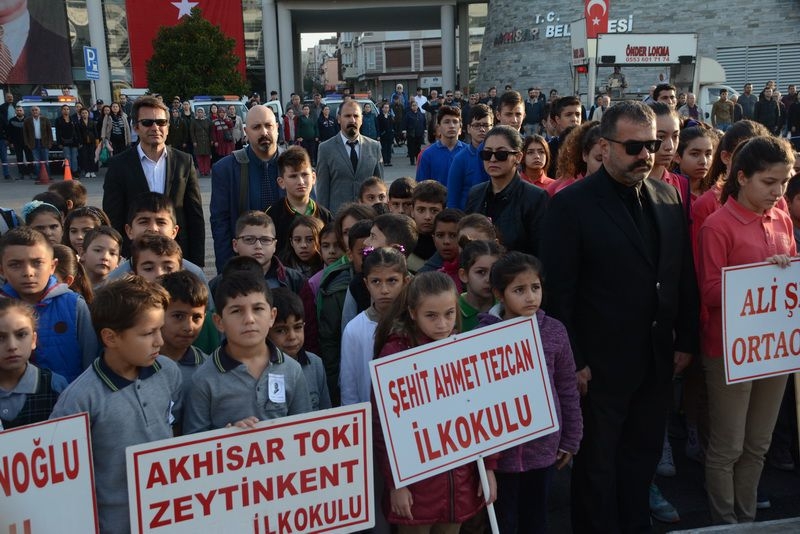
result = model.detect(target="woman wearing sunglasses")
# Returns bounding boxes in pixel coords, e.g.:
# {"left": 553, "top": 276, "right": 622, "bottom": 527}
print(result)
{"left": 464, "top": 125, "right": 549, "bottom": 255}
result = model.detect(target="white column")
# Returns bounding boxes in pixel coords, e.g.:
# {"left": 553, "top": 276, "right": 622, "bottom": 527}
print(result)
{"left": 86, "top": 0, "right": 111, "bottom": 103}
{"left": 277, "top": 3, "right": 294, "bottom": 105}
{"left": 262, "top": 0, "right": 280, "bottom": 99}
{"left": 441, "top": 5, "right": 456, "bottom": 92}
{"left": 457, "top": 2, "right": 470, "bottom": 92}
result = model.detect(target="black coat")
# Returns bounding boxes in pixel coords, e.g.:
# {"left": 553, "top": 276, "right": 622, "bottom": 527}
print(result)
{"left": 539, "top": 167, "right": 699, "bottom": 393}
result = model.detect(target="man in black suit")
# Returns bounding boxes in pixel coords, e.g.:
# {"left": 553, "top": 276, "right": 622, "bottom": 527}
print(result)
{"left": 540, "top": 101, "right": 698, "bottom": 533}
{"left": 103, "top": 96, "right": 205, "bottom": 266}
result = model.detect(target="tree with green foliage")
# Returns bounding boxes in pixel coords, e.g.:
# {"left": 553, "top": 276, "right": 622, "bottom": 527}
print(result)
{"left": 146, "top": 7, "right": 248, "bottom": 98}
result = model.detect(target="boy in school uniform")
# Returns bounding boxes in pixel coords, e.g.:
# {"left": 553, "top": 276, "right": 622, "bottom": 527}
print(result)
{"left": 0, "top": 227, "right": 98, "bottom": 382}
{"left": 268, "top": 287, "right": 331, "bottom": 411}
{"left": 50, "top": 276, "right": 182, "bottom": 534}
{"left": 183, "top": 271, "right": 311, "bottom": 433}
{"left": 130, "top": 233, "right": 182, "bottom": 282}
{"left": 157, "top": 271, "right": 209, "bottom": 387}
{"left": 419, "top": 208, "right": 464, "bottom": 279}
{"left": 266, "top": 146, "right": 332, "bottom": 250}
{"left": 387, "top": 176, "right": 416, "bottom": 217}
{"left": 407, "top": 180, "right": 446, "bottom": 273}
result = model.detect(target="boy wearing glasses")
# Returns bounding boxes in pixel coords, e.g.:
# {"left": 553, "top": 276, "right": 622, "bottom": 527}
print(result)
{"left": 224, "top": 211, "right": 320, "bottom": 353}
{"left": 103, "top": 95, "right": 205, "bottom": 267}
{"left": 266, "top": 146, "right": 332, "bottom": 251}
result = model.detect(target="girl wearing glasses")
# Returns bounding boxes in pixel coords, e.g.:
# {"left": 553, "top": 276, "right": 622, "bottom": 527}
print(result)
{"left": 464, "top": 125, "right": 549, "bottom": 255}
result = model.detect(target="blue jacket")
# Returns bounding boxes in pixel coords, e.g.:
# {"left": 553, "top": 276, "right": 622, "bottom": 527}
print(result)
{"left": 416, "top": 139, "right": 467, "bottom": 186}
{"left": 446, "top": 143, "right": 487, "bottom": 209}
{"left": 210, "top": 146, "right": 284, "bottom": 273}
{"left": 1, "top": 276, "right": 98, "bottom": 382}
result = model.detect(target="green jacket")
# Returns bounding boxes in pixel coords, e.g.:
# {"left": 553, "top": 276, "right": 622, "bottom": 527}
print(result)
{"left": 315, "top": 256, "right": 353, "bottom": 405}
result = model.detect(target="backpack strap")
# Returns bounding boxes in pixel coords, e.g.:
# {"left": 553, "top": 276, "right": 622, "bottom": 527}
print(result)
{"left": 233, "top": 148, "right": 250, "bottom": 214}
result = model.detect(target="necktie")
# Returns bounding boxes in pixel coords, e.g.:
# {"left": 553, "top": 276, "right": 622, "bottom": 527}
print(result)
{"left": 347, "top": 140, "right": 358, "bottom": 171}
{"left": 0, "top": 27, "right": 13, "bottom": 83}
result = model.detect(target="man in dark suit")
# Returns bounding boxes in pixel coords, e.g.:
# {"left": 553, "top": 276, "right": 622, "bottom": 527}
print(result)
{"left": 315, "top": 99, "right": 383, "bottom": 213}
{"left": 0, "top": 92, "right": 14, "bottom": 179}
{"left": 103, "top": 96, "right": 205, "bottom": 266}
{"left": 540, "top": 101, "right": 699, "bottom": 533}
{"left": 1, "top": 1, "right": 72, "bottom": 84}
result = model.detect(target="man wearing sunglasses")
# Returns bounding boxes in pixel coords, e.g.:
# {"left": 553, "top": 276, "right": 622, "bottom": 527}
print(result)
{"left": 541, "top": 101, "right": 698, "bottom": 533}
{"left": 103, "top": 95, "right": 205, "bottom": 267}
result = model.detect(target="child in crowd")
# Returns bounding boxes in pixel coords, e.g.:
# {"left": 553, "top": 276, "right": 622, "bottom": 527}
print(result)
{"left": 340, "top": 247, "right": 409, "bottom": 405}
{"left": 183, "top": 271, "right": 311, "bottom": 433}
{"left": 407, "top": 180, "right": 447, "bottom": 272}
{"left": 373, "top": 271, "right": 497, "bottom": 531}
{"left": 22, "top": 200, "right": 64, "bottom": 245}
{"left": 0, "top": 228, "right": 97, "bottom": 382}
{"left": 697, "top": 136, "right": 796, "bottom": 524}
{"left": 319, "top": 223, "right": 344, "bottom": 268}
{"left": 648, "top": 103, "right": 691, "bottom": 212}
{"left": 48, "top": 180, "right": 88, "bottom": 211}
{"left": 63, "top": 205, "right": 111, "bottom": 255}
{"left": 279, "top": 215, "right": 324, "bottom": 279}
{"left": 52, "top": 244, "right": 94, "bottom": 304}
{"left": 226, "top": 211, "right": 318, "bottom": 348}
{"left": 130, "top": 233, "right": 182, "bottom": 283}
{"left": 457, "top": 213, "right": 499, "bottom": 244}
{"left": 32, "top": 191, "right": 68, "bottom": 220}
{"left": 0, "top": 299, "right": 68, "bottom": 430}
{"left": 50, "top": 276, "right": 182, "bottom": 534}
{"left": 478, "top": 252, "right": 582, "bottom": 532}
{"left": 267, "top": 146, "right": 332, "bottom": 247}
{"left": 675, "top": 126, "right": 719, "bottom": 201}
{"left": 109, "top": 193, "right": 207, "bottom": 285}
{"left": 317, "top": 218, "right": 373, "bottom": 406}
{"left": 458, "top": 240, "right": 503, "bottom": 332}
{"left": 388, "top": 176, "right": 416, "bottom": 216}
{"left": 519, "top": 135, "right": 554, "bottom": 190}
{"left": 157, "top": 271, "right": 209, "bottom": 389}
{"left": 419, "top": 209, "right": 464, "bottom": 284}
{"left": 80, "top": 226, "right": 122, "bottom": 288}
{"left": 268, "top": 287, "right": 331, "bottom": 411}
{"left": 359, "top": 176, "right": 388, "bottom": 206}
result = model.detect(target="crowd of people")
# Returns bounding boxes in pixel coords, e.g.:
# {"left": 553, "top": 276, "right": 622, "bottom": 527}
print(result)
{"left": 0, "top": 79, "right": 799, "bottom": 534}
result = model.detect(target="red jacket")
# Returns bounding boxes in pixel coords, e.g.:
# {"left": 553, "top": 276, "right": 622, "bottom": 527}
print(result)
{"left": 373, "top": 332, "right": 496, "bottom": 525}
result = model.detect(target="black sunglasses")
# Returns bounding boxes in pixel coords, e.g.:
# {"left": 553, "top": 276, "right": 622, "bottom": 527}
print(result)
{"left": 137, "top": 118, "right": 169, "bottom": 127}
{"left": 605, "top": 138, "right": 662, "bottom": 155}
{"left": 479, "top": 149, "right": 520, "bottom": 162}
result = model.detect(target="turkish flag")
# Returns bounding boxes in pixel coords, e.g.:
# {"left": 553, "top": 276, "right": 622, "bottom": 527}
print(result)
{"left": 126, "top": 0, "right": 246, "bottom": 88}
{"left": 585, "top": 0, "right": 610, "bottom": 38}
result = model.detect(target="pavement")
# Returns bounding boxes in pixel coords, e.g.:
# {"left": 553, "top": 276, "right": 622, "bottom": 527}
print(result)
{"left": 4, "top": 148, "right": 800, "bottom": 531}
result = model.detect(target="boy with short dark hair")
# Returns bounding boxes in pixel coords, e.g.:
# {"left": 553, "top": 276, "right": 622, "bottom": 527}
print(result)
{"left": 408, "top": 179, "right": 446, "bottom": 272}
{"left": 0, "top": 227, "right": 98, "bottom": 382}
{"left": 267, "top": 146, "right": 332, "bottom": 249}
{"left": 131, "top": 233, "right": 183, "bottom": 283}
{"left": 268, "top": 287, "right": 331, "bottom": 411}
{"left": 48, "top": 181, "right": 88, "bottom": 211}
{"left": 420, "top": 209, "right": 465, "bottom": 287}
{"left": 157, "top": 271, "right": 209, "bottom": 387}
{"left": 50, "top": 276, "right": 182, "bottom": 533}
{"left": 107, "top": 192, "right": 208, "bottom": 286}
{"left": 183, "top": 271, "right": 311, "bottom": 433}
{"left": 388, "top": 176, "right": 416, "bottom": 216}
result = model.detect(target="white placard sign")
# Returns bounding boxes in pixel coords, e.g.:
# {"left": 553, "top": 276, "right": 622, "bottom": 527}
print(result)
{"left": 0, "top": 413, "right": 98, "bottom": 533}
{"left": 370, "top": 316, "right": 559, "bottom": 488}
{"left": 723, "top": 259, "right": 800, "bottom": 384}
{"left": 126, "top": 404, "right": 373, "bottom": 534}
{"left": 597, "top": 33, "right": 697, "bottom": 64}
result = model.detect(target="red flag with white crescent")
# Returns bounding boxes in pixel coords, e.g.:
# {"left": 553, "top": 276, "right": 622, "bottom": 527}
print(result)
{"left": 585, "top": 0, "right": 610, "bottom": 38}
{"left": 126, "top": 0, "right": 246, "bottom": 88}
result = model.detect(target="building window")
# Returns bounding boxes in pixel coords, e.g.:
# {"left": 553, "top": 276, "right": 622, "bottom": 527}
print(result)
{"left": 366, "top": 48, "right": 377, "bottom": 70}
{"left": 386, "top": 47, "right": 411, "bottom": 70}
{"left": 422, "top": 46, "right": 441, "bottom": 69}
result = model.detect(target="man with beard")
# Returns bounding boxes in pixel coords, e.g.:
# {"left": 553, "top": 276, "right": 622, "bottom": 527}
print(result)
{"left": 540, "top": 101, "right": 698, "bottom": 533}
{"left": 315, "top": 100, "right": 383, "bottom": 213}
{"left": 209, "top": 105, "right": 283, "bottom": 273}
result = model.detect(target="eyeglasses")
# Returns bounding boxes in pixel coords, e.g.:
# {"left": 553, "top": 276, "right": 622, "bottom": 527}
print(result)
{"left": 470, "top": 123, "right": 491, "bottom": 131}
{"left": 236, "top": 235, "right": 276, "bottom": 246}
{"left": 479, "top": 149, "right": 520, "bottom": 162}
{"left": 137, "top": 118, "right": 168, "bottom": 127}
{"left": 605, "top": 138, "right": 662, "bottom": 155}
